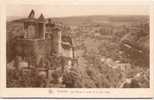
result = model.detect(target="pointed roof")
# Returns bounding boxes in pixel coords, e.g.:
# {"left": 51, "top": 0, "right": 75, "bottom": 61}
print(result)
{"left": 13, "top": 10, "right": 46, "bottom": 23}
{"left": 38, "top": 13, "right": 46, "bottom": 23}
{"left": 39, "top": 13, "right": 45, "bottom": 20}
{"left": 28, "top": 9, "right": 35, "bottom": 18}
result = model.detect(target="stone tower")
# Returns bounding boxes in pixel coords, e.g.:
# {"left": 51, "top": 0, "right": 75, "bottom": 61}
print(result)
{"left": 23, "top": 10, "right": 46, "bottom": 39}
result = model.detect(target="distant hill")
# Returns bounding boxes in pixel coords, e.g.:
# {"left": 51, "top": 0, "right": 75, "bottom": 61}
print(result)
{"left": 7, "top": 15, "right": 149, "bottom": 25}
{"left": 7, "top": 16, "right": 23, "bottom": 22}
{"left": 51, "top": 15, "right": 149, "bottom": 26}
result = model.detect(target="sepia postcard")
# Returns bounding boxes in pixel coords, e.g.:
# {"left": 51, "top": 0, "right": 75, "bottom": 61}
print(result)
{"left": 0, "top": 0, "right": 154, "bottom": 98}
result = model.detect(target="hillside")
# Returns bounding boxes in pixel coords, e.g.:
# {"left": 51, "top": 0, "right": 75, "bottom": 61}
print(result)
{"left": 7, "top": 15, "right": 149, "bottom": 88}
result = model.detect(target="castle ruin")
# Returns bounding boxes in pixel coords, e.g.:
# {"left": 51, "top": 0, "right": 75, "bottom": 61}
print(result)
{"left": 11, "top": 10, "right": 76, "bottom": 71}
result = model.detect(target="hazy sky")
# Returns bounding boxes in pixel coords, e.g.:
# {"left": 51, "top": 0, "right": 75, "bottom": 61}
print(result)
{"left": 6, "top": 0, "right": 151, "bottom": 18}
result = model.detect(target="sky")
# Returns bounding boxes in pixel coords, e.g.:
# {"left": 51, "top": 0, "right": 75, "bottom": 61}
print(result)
{"left": 6, "top": 0, "right": 151, "bottom": 18}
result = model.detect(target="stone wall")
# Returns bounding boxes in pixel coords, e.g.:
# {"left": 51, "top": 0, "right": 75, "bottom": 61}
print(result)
{"left": 14, "top": 39, "right": 54, "bottom": 63}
